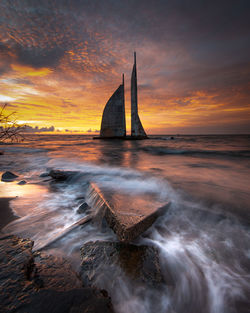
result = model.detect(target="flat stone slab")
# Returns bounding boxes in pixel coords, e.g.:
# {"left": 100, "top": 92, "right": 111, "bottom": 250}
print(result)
{"left": 88, "top": 183, "right": 170, "bottom": 242}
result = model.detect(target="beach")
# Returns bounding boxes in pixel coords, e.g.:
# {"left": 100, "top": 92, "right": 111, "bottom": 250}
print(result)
{"left": 0, "top": 134, "right": 250, "bottom": 313}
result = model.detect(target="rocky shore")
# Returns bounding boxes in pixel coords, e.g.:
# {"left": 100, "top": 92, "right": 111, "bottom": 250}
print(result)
{"left": 0, "top": 170, "right": 170, "bottom": 312}
{"left": 0, "top": 235, "right": 114, "bottom": 313}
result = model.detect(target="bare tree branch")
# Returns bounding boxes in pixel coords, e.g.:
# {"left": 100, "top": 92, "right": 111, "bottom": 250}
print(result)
{"left": 0, "top": 103, "right": 25, "bottom": 142}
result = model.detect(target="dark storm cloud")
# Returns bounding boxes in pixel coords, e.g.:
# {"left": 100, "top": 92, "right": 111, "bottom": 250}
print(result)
{"left": 0, "top": 0, "right": 122, "bottom": 71}
{"left": 0, "top": 42, "right": 12, "bottom": 75}
{"left": 1, "top": 0, "right": 249, "bottom": 71}
{"left": 20, "top": 46, "right": 65, "bottom": 68}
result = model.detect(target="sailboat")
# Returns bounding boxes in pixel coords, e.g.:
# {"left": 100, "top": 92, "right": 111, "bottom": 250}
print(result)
{"left": 95, "top": 52, "right": 148, "bottom": 140}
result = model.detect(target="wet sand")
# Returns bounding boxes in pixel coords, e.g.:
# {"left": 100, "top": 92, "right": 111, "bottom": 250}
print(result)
{"left": 0, "top": 197, "right": 18, "bottom": 231}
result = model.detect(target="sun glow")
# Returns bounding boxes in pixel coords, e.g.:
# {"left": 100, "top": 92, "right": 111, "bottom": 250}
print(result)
{"left": 11, "top": 64, "right": 52, "bottom": 77}
{"left": 0, "top": 95, "right": 16, "bottom": 102}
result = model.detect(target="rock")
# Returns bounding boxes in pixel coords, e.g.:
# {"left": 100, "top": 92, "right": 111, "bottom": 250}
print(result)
{"left": 76, "top": 196, "right": 85, "bottom": 201}
{"left": 170, "top": 136, "right": 174, "bottom": 140}
{"left": 18, "top": 180, "right": 27, "bottom": 185}
{"left": 0, "top": 151, "right": 3, "bottom": 155}
{"left": 0, "top": 198, "right": 18, "bottom": 231}
{"left": 77, "top": 202, "right": 91, "bottom": 214}
{"left": 49, "top": 169, "right": 77, "bottom": 181}
{"left": 1, "top": 171, "right": 19, "bottom": 182}
{"left": 0, "top": 235, "right": 114, "bottom": 313}
{"left": 17, "top": 288, "right": 113, "bottom": 313}
{"left": 88, "top": 183, "right": 170, "bottom": 242}
{"left": 80, "top": 241, "right": 169, "bottom": 288}
{"left": 39, "top": 172, "right": 50, "bottom": 177}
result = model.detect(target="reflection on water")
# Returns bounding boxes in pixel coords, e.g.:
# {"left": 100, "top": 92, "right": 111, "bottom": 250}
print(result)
{"left": 1, "top": 134, "right": 250, "bottom": 313}
{"left": 0, "top": 179, "right": 48, "bottom": 217}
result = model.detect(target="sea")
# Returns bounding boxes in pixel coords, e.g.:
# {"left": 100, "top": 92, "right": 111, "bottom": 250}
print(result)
{"left": 0, "top": 134, "right": 250, "bottom": 313}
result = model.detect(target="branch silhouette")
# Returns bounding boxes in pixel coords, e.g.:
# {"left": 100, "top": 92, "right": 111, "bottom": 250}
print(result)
{"left": 0, "top": 103, "right": 25, "bottom": 142}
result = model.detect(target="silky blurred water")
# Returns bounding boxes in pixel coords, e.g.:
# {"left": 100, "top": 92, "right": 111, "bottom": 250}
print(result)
{"left": 0, "top": 134, "right": 250, "bottom": 313}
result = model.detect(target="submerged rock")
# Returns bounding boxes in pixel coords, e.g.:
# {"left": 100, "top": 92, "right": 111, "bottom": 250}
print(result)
{"left": 39, "top": 172, "right": 50, "bottom": 177}
{"left": 76, "top": 196, "right": 85, "bottom": 201}
{"left": 0, "top": 235, "right": 113, "bottom": 313}
{"left": 77, "top": 202, "right": 91, "bottom": 214}
{"left": 49, "top": 169, "right": 78, "bottom": 181}
{"left": 1, "top": 171, "right": 19, "bottom": 182}
{"left": 80, "top": 241, "right": 169, "bottom": 287}
{"left": 18, "top": 180, "right": 27, "bottom": 185}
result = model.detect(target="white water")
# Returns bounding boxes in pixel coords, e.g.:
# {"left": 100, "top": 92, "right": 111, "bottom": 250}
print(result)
{"left": 1, "top": 135, "right": 250, "bottom": 313}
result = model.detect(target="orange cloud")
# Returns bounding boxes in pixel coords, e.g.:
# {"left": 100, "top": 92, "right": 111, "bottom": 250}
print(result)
{"left": 11, "top": 64, "right": 52, "bottom": 77}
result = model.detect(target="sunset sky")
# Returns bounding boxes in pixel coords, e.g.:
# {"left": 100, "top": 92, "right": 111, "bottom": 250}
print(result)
{"left": 0, "top": 0, "right": 250, "bottom": 134}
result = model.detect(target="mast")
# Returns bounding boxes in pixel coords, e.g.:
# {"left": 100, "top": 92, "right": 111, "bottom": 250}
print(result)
{"left": 131, "top": 52, "right": 147, "bottom": 138}
{"left": 100, "top": 75, "right": 126, "bottom": 138}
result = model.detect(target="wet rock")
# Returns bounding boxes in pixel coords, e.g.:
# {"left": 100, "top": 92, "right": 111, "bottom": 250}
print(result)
{"left": 0, "top": 235, "right": 35, "bottom": 311}
{"left": 49, "top": 169, "right": 77, "bottom": 181}
{"left": 77, "top": 202, "right": 91, "bottom": 214}
{"left": 0, "top": 198, "right": 18, "bottom": 231}
{"left": 18, "top": 180, "right": 27, "bottom": 185}
{"left": 80, "top": 241, "right": 168, "bottom": 287}
{"left": 39, "top": 172, "right": 50, "bottom": 177}
{"left": 88, "top": 183, "right": 170, "bottom": 242}
{"left": 1, "top": 171, "right": 19, "bottom": 182}
{"left": 76, "top": 196, "right": 85, "bottom": 201}
{"left": 17, "top": 288, "right": 114, "bottom": 313}
{"left": 0, "top": 235, "right": 114, "bottom": 313}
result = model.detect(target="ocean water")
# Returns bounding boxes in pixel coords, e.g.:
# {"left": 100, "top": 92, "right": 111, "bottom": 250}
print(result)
{"left": 0, "top": 134, "right": 250, "bottom": 313}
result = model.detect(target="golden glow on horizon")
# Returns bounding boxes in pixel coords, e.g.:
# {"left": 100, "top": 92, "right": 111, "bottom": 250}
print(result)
{"left": 0, "top": 54, "right": 249, "bottom": 134}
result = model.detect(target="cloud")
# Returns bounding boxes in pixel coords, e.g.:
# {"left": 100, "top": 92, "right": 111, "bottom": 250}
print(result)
{"left": 87, "top": 128, "right": 98, "bottom": 133}
{"left": 23, "top": 125, "right": 55, "bottom": 133}
{"left": 0, "top": 0, "right": 249, "bottom": 133}
{"left": 86, "top": 128, "right": 99, "bottom": 133}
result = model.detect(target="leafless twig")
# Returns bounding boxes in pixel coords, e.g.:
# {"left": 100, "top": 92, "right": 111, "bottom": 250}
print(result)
{"left": 0, "top": 103, "right": 25, "bottom": 142}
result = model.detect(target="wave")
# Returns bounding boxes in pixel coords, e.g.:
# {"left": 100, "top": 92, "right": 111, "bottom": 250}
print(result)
{"left": 2, "top": 151, "right": 250, "bottom": 313}
{"left": 140, "top": 146, "right": 250, "bottom": 158}
{"left": 0, "top": 146, "right": 50, "bottom": 154}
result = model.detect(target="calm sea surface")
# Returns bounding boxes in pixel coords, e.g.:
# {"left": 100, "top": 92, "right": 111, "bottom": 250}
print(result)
{"left": 1, "top": 134, "right": 250, "bottom": 313}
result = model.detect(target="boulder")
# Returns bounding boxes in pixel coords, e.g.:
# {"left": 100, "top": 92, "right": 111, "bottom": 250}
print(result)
{"left": 80, "top": 241, "right": 169, "bottom": 287}
{"left": 0, "top": 235, "right": 114, "bottom": 313}
{"left": 18, "top": 180, "right": 27, "bottom": 185}
{"left": 88, "top": 183, "right": 170, "bottom": 242}
{"left": 1, "top": 171, "right": 19, "bottom": 182}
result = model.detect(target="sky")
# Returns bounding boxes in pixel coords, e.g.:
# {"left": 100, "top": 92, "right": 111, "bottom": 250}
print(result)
{"left": 0, "top": 0, "right": 250, "bottom": 134}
